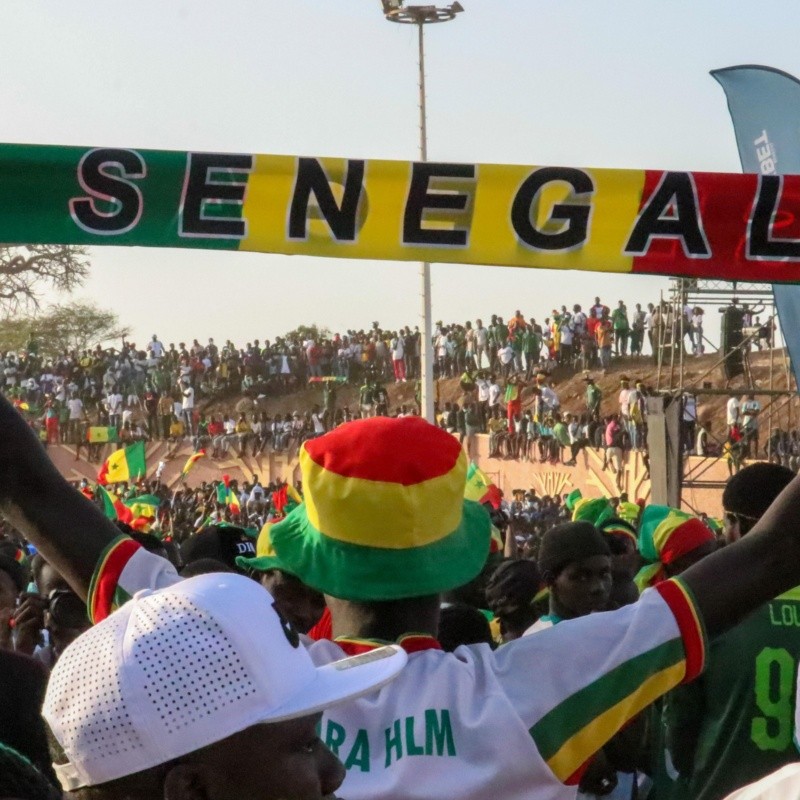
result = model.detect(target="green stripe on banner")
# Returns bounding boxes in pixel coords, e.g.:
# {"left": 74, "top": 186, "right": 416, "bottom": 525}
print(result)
{"left": 0, "top": 144, "right": 240, "bottom": 250}
{"left": 530, "top": 637, "right": 684, "bottom": 761}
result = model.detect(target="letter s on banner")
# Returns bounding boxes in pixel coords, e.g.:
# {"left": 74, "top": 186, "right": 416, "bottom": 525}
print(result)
{"left": 69, "top": 148, "right": 146, "bottom": 235}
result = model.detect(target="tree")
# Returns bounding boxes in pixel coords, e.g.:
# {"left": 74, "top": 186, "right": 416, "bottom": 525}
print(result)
{"left": 0, "top": 302, "right": 130, "bottom": 356}
{"left": 0, "top": 245, "right": 90, "bottom": 313}
{"left": 280, "top": 323, "right": 332, "bottom": 343}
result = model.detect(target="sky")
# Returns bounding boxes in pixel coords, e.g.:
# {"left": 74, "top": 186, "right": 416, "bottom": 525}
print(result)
{"left": 0, "top": 0, "right": 796, "bottom": 348}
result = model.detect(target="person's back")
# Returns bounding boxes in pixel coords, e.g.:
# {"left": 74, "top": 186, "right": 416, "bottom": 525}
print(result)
{"left": 307, "top": 589, "right": 700, "bottom": 800}
{"left": 665, "top": 593, "right": 800, "bottom": 800}
{"left": 664, "top": 463, "right": 799, "bottom": 800}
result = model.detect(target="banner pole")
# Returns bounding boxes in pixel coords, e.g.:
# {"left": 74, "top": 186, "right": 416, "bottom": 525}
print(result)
{"left": 417, "top": 19, "right": 435, "bottom": 423}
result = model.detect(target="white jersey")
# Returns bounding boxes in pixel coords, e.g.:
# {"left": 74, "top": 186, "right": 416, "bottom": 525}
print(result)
{"left": 722, "top": 764, "right": 800, "bottom": 800}
{"left": 89, "top": 539, "right": 706, "bottom": 800}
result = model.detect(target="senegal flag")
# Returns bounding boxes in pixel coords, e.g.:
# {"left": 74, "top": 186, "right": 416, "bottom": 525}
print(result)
{"left": 97, "top": 441, "right": 146, "bottom": 485}
{"left": 124, "top": 494, "right": 160, "bottom": 519}
{"left": 217, "top": 474, "right": 241, "bottom": 515}
{"left": 88, "top": 426, "right": 118, "bottom": 444}
{"left": 96, "top": 485, "right": 118, "bottom": 520}
{"left": 464, "top": 462, "right": 502, "bottom": 508}
{"left": 181, "top": 449, "right": 205, "bottom": 480}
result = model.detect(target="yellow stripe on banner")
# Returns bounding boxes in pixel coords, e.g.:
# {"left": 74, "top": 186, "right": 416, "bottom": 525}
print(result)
{"left": 240, "top": 157, "right": 645, "bottom": 273}
{"left": 547, "top": 662, "right": 685, "bottom": 783}
{"left": 300, "top": 448, "right": 464, "bottom": 549}
{"left": 470, "top": 165, "right": 643, "bottom": 274}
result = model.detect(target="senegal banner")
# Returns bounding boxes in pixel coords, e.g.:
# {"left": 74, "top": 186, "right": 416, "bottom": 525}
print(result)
{"left": 9, "top": 142, "right": 800, "bottom": 282}
{"left": 88, "top": 426, "right": 118, "bottom": 444}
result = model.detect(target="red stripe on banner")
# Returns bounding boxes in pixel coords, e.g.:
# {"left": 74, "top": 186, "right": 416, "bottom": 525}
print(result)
{"left": 631, "top": 171, "right": 800, "bottom": 282}
{"left": 655, "top": 579, "right": 706, "bottom": 682}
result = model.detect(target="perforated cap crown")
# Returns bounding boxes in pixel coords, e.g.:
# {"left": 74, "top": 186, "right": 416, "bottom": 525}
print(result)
{"left": 44, "top": 572, "right": 406, "bottom": 790}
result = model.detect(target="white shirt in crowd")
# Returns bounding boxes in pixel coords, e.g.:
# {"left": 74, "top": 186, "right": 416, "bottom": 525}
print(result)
{"left": 618, "top": 388, "right": 632, "bottom": 417}
{"left": 541, "top": 386, "right": 560, "bottom": 411}
{"left": 312, "top": 413, "right": 326, "bottom": 435}
{"left": 488, "top": 382, "right": 502, "bottom": 407}
{"left": 498, "top": 345, "right": 514, "bottom": 365}
{"left": 106, "top": 393, "right": 123, "bottom": 415}
{"left": 477, "top": 378, "right": 490, "bottom": 403}
{"left": 392, "top": 338, "right": 405, "bottom": 360}
{"left": 727, "top": 396, "right": 740, "bottom": 427}
{"left": 67, "top": 397, "right": 83, "bottom": 420}
{"left": 181, "top": 385, "right": 195, "bottom": 411}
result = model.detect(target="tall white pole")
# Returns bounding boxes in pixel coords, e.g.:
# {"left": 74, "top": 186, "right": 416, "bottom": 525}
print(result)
{"left": 417, "top": 20, "right": 435, "bottom": 422}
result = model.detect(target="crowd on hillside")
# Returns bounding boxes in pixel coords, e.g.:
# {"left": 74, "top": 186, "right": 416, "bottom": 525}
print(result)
{"left": 0, "top": 295, "right": 783, "bottom": 487}
{"left": 0, "top": 296, "right": 682, "bottom": 443}
{"left": 2, "top": 385, "right": 800, "bottom": 800}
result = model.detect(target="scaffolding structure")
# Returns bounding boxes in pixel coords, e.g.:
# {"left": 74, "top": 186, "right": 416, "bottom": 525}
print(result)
{"left": 654, "top": 278, "right": 797, "bottom": 510}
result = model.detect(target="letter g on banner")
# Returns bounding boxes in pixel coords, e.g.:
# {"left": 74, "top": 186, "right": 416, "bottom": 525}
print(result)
{"left": 511, "top": 167, "right": 594, "bottom": 251}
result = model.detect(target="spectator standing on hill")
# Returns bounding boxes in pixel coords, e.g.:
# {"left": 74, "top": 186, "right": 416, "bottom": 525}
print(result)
{"left": 727, "top": 394, "right": 741, "bottom": 437}
{"left": 612, "top": 301, "right": 630, "bottom": 357}
{"left": 474, "top": 319, "right": 489, "bottom": 370}
{"left": 595, "top": 312, "right": 614, "bottom": 373}
{"left": 585, "top": 376, "right": 602, "bottom": 421}
{"left": 391, "top": 333, "right": 406, "bottom": 383}
{"left": 645, "top": 302, "right": 656, "bottom": 358}
{"left": 630, "top": 303, "right": 646, "bottom": 356}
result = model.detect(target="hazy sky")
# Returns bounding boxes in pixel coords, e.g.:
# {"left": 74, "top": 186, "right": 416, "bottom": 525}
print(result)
{"left": 1, "top": 1, "right": 796, "bottom": 347}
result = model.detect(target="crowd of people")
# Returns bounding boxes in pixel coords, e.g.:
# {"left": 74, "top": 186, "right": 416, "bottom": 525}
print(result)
{"left": 3, "top": 387, "right": 800, "bottom": 800}
{"left": 0, "top": 295, "right": 703, "bottom": 446}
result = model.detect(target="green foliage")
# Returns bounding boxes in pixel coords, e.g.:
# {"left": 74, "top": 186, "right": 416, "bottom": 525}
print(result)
{"left": 279, "top": 323, "right": 332, "bottom": 343}
{"left": 0, "top": 301, "right": 130, "bottom": 356}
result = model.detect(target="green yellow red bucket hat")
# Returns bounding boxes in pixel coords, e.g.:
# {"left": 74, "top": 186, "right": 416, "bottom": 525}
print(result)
{"left": 270, "top": 417, "right": 492, "bottom": 601}
{"left": 635, "top": 505, "right": 715, "bottom": 590}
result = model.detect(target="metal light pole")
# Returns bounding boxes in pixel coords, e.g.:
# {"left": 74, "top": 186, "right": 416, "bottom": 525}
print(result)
{"left": 383, "top": 2, "right": 464, "bottom": 422}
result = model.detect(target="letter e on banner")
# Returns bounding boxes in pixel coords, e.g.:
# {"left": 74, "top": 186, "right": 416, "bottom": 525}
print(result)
{"left": 179, "top": 153, "right": 253, "bottom": 239}
{"left": 69, "top": 148, "right": 146, "bottom": 235}
{"left": 403, "top": 163, "right": 476, "bottom": 248}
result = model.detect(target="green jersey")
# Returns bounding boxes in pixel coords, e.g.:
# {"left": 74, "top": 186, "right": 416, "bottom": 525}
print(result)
{"left": 662, "top": 588, "right": 800, "bottom": 800}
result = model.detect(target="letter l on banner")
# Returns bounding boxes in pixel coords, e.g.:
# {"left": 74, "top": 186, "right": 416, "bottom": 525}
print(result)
{"left": 713, "top": 64, "right": 800, "bottom": 394}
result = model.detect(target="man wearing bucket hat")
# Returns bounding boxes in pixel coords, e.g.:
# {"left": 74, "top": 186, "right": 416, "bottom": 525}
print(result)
{"left": 8, "top": 395, "right": 800, "bottom": 800}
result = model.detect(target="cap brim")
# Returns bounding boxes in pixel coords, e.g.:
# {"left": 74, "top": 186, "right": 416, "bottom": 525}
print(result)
{"left": 258, "top": 645, "right": 407, "bottom": 724}
{"left": 271, "top": 500, "right": 491, "bottom": 601}
{"left": 235, "top": 554, "right": 292, "bottom": 574}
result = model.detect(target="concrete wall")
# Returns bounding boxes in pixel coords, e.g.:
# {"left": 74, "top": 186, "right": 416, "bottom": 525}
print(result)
{"left": 46, "top": 434, "right": 727, "bottom": 516}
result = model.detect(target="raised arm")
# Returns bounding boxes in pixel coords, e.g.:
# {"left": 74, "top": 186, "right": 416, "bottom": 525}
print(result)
{"left": 0, "top": 395, "right": 117, "bottom": 599}
{"left": 681, "top": 472, "right": 800, "bottom": 638}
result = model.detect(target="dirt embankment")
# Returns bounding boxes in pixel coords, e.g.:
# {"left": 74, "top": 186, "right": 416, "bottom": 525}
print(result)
{"left": 204, "top": 349, "right": 797, "bottom": 444}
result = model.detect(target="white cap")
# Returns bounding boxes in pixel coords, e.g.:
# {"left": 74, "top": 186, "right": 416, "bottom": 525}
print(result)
{"left": 44, "top": 573, "right": 406, "bottom": 791}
